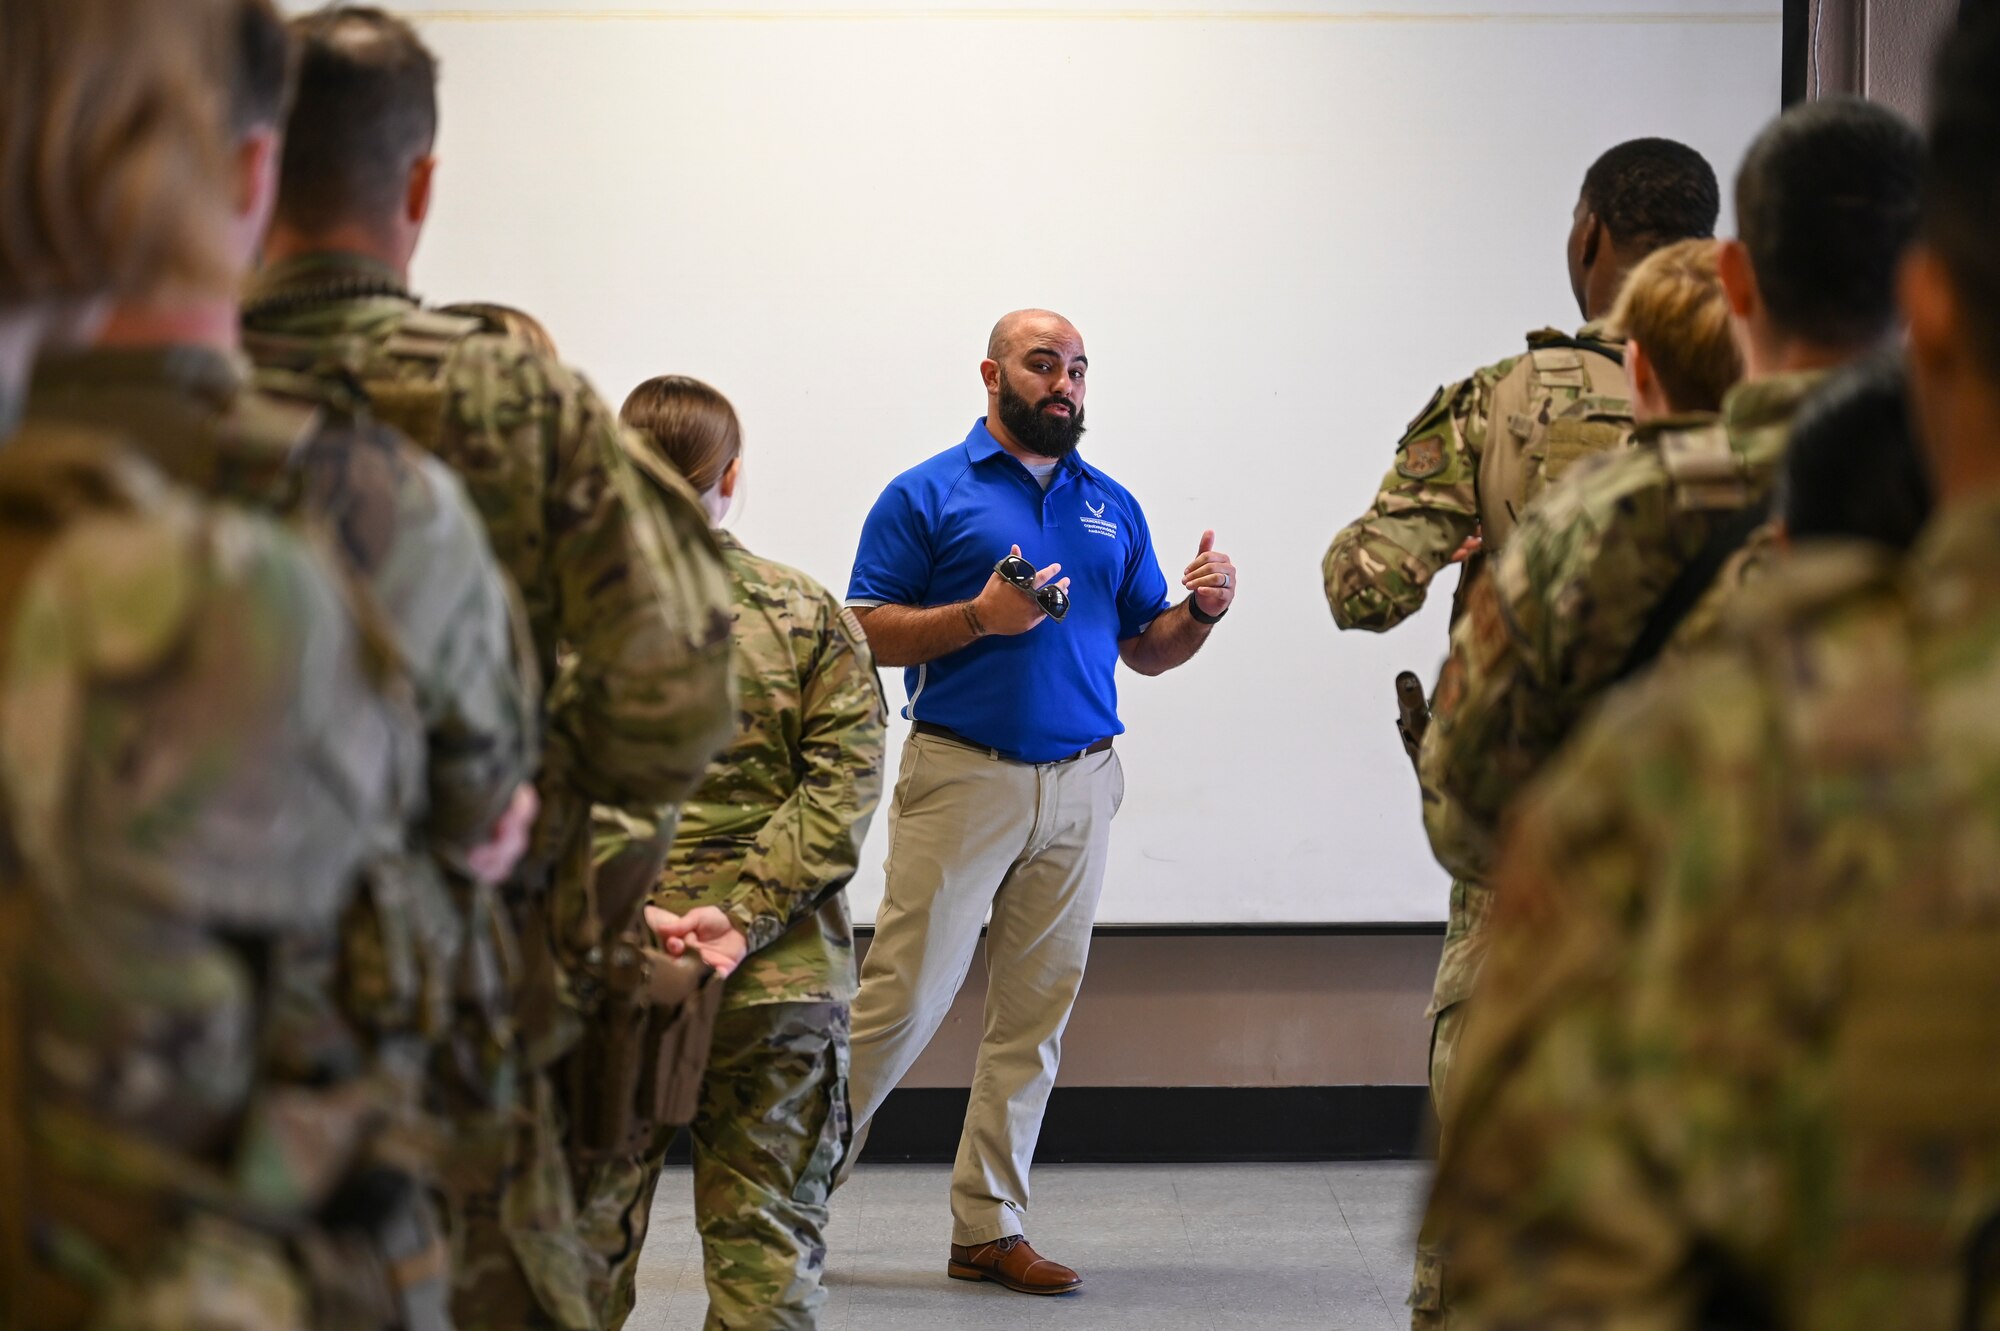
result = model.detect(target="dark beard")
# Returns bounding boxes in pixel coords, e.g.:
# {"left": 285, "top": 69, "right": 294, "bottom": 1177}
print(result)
{"left": 996, "top": 371, "right": 1086, "bottom": 458}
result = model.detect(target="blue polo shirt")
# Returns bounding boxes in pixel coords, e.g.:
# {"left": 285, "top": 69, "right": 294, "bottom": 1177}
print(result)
{"left": 847, "top": 417, "right": 1172, "bottom": 763}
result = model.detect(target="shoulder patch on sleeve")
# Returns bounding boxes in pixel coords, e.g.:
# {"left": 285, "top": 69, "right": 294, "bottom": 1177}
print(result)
{"left": 1397, "top": 434, "right": 1449, "bottom": 481}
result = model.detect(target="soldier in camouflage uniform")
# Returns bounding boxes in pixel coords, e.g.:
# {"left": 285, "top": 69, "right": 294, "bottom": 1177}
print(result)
{"left": 21, "top": 3, "right": 543, "bottom": 1218}
{"left": 1323, "top": 139, "right": 1720, "bottom": 1330}
{"left": 1422, "top": 24, "right": 2000, "bottom": 1322}
{"left": 1412, "top": 99, "right": 1920, "bottom": 1327}
{"left": 1323, "top": 139, "right": 1721, "bottom": 635}
{"left": 1323, "top": 141, "right": 1718, "bottom": 1081}
{"left": 239, "top": 12, "right": 736, "bottom": 1328}
{"left": 590, "top": 376, "right": 886, "bottom": 1331}
{"left": 1419, "top": 98, "right": 1923, "bottom": 889}
{"left": 0, "top": 2, "right": 436, "bottom": 1326}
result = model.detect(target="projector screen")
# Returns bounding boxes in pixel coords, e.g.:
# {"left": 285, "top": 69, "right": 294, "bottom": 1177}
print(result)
{"left": 365, "top": 0, "right": 1781, "bottom": 923}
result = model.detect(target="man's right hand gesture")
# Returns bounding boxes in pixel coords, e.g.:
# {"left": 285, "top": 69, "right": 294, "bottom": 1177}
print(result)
{"left": 970, "top": 544, "right": 1068, "bottom": 637}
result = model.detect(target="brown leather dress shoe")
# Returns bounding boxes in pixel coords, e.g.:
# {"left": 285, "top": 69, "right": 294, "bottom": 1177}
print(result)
{"left": 947, "top": 1235, "right": 1082, "bottom": 1295}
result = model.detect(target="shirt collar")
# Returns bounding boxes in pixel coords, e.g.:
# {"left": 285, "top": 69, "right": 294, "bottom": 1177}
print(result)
{"left": 962, "top": 416, "right": 1094, "bottom": 482}
{"left": 1722, "top": 368, "right": 1828, "bottom": 440}
{"left": 1911, "top": 491, "right": 2000, "bottom": 613}
{"left": 243, "top": 250, "right": 416, "bottom": 316}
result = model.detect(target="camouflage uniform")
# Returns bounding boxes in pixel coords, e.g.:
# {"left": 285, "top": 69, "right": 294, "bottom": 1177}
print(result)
{"left": 23, "top": 344, "right": 540, "bottom": 1126}
{"left": 1323, "top": 327, "right": 1630, "bottom": 1330}
{"left": 1423, "top": 509, "right": 2000, "bottom": 1329}
{"left": 243, "top": 252, "right": 737, "bottom": 1331}
{"left": 1418, "top": 369, "right": 1826, "bottom": 885}
{"left": 1322, "top": 325, "right": 1630, "bottom": 633}
{"left": 1322, "top": 326, "right": 1632, "bottom": 1054}
{"left": 584, "top": 530, "right": 886, "bottom": 1331}
{"left": 0, "top": 418, "right": 428, "bottom": 1330}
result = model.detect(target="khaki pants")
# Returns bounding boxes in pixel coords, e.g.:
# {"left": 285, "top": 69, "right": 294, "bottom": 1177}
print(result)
{"left": 844, "top": 730, "right": 1124, "bottom": 1245}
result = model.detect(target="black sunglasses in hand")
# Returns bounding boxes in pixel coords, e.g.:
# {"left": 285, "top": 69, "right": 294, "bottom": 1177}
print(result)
{"left": 995, "top": 554, "right": 1069, "bottom": 623}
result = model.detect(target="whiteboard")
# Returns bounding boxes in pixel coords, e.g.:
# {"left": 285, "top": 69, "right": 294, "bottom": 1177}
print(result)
{"left": 362, "top": 0, "right": 1781, "bottom": 923}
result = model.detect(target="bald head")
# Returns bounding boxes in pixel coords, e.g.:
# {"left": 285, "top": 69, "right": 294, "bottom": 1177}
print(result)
{"left": 987, "top": 308, "right": 1080, "bottom": 362}
{"left": 982, "top": 308, "right": 1089, "bottom": 459}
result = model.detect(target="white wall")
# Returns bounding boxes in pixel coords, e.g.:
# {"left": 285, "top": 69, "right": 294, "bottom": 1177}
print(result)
{"left": 366, "top": 0, "right": 1781, "bottom": 922}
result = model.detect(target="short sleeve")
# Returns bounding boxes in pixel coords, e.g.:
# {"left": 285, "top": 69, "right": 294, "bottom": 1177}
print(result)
{"left": 847, "top": 480, "right": 931, "bottom": 608}
{"left": 1115, "top": 494, "right": 1173, "bottom": 640}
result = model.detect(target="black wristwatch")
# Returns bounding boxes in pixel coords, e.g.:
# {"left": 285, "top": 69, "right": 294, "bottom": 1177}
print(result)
{"left": 1188, "top": 596, "right": 1227, "bottom": 626}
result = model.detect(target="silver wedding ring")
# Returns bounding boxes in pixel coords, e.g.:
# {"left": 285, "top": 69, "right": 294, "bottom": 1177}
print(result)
{"left": 1221, "top": 573, "right": 1231, "bottom": 589}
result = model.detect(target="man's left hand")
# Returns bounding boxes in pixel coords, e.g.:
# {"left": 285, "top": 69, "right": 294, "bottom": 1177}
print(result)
{"left": 1184, "top": 529, "right": 1237, "bottom": 617}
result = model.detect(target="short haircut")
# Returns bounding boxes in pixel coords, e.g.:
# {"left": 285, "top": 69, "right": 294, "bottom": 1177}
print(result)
{"left": 1580, "top": 138, "right": 1720, "bottom": 248}
{"left": 621, "top": 376, "right": 743, "bottom": 496}
{"left": 232, "top": 0, "right": 293, "bottom": 135}
{"left": 0, "top": 0, "right": 237, "bottom": 305}
{"left": 1924, "top": 6, "right": 2000, "bottom": 379}
{"left": 1778, "top": 353, "right": 1931, "bottom": 552}
{"left": 1608, "top": 238, "right": 1741, "bottom": 413}
{"left": 1734, "top": 97, "right": 1923, "bottom": 349}
{"left": 276, "top": 5, "right": 438, "bottom": 235}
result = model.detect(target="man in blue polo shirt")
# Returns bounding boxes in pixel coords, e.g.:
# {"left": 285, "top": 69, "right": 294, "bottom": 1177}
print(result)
{"left": 841, "top": 309, "right": 1237, "bottom": 1295}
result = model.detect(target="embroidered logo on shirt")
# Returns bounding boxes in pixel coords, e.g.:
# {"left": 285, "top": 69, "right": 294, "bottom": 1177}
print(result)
{"left": 1080, "top": 499, "right": 1118, "bottom": 539}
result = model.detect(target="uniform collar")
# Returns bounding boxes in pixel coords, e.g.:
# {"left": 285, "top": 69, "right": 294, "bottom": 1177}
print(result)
{"left": 1910, "top": 491, "right": 2000, "bottom": 616}
{"left": 30, "top": 343, "right": 249, "bottom": 418}
{"left": 962, "top": 416, "right": 1091, "bottom": 482}
{"left": 1629, "top": 410, "right": 1724, "bottom": 447}
{"left": 713, "top": 527, "right": 746, "bottom": 553}
{"left": 24, "top": 344, "right": 298, "bottom": 499}
{"left": 243, "top": 251, "right": 417, "bottom": 316}
{"left": 1721, "top": 369, "right": 1828, "bottom": 441}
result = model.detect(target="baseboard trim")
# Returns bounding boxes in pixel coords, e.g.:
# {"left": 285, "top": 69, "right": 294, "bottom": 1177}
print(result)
{"left": 665, "top": 1084, "right": 1432, "bottom": 1165}
{"left": 852, "top": 922, "right": 1446, "bottom": 937}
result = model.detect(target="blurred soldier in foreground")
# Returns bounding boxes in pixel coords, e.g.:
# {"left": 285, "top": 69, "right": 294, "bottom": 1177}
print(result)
{"left": 241, "top": 9, "right": 736, "bottom": 1327}
{"left": 19, "top": 16, "right": 544, "bottom": 1310}
{"left": 595, "top": 376, "right": 885, "bottom": 1330}
{"left": 0, "top": 0, "right": 430, "bottom": 1324}
{"left": 1423, "top": 14, "right": 2000, "bottom": 1324}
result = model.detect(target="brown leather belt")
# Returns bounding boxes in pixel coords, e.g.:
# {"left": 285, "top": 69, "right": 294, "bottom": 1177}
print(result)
{"left": 912, "top": 721, "right": 1113, "bottom": 766}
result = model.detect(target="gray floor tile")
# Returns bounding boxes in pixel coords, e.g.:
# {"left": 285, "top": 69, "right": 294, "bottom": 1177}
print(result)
{"left": 634, "top": 1160, "right": 1428, "bottom": 1330}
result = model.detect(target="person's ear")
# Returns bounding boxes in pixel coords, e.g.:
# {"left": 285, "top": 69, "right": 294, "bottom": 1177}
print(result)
{"left": 719, "top": 455, "right": 743, "bottom": 500}
{"left": 1627, "top": 337, "right": 1654, "bottom": 397}
{"left": 1901, "top": 245, "right": 1958, "bottom": 375}
{"left": 1579, "top": 212, "right": 1602, "bottom": 271}
{"left": 1625, "top": 338, "right": 1671, "bottom": 421}
{"left": 1716, "top": 239, "right": 1758, "bottom": 320}
{"left": 235, "top": 127, "right": 282, "bottom": 227}
{"left": 980, "top": 357, "right": 1001, "bottom": 396}
{"left": 1900, "top": 245, "right": 1962, "bottom": 485}
{"left": 406, "top": 154, "right": 438, "bottom": 228}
